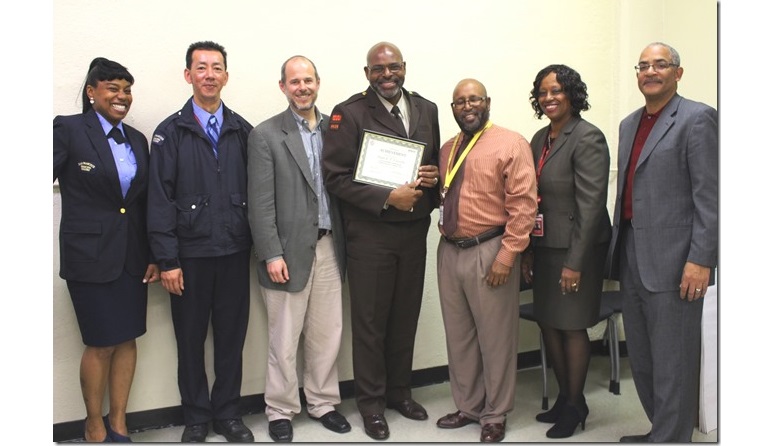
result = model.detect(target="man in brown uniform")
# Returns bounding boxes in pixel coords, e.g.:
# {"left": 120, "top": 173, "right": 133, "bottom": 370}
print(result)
{"left": 321, "top": 41, "right": 440, "bottom": 441}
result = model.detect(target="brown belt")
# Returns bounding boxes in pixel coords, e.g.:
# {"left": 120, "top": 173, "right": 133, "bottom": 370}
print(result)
{"left": 443, "top": 226, "right": 505, "bottom": 249}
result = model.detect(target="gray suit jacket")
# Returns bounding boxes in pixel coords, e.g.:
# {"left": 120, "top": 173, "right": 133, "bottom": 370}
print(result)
{"left": 606, "top": 94, "right": 718, "bottom": 291}
{"left": 248, "top": 107, "right": 346, "bottom": 292}
{"left": 530, "top": 117, "right": 611, "bottom": 271}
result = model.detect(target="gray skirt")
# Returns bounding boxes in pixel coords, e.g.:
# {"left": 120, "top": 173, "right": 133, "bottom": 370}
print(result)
{"left": 532, "top": 243, "right": 609, "bottom": 330}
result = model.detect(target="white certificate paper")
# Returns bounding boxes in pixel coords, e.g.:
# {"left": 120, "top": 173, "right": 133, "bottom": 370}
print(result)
{"left": 353, "top": 130, "right": 426, "bottom": 189}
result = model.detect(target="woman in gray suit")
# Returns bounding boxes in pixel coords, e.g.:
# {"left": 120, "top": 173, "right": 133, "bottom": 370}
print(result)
{"left": 521, "top": 64, "right": 611, "bottom": 439}
{"left": 54, "top": 58, "right": 158, "bottom": 442}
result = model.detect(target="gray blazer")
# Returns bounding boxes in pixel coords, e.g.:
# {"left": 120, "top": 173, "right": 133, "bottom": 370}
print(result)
{"left": 530, "top": 117, "right": 611, "bottom": 271}
{"left": 606, "top": 94, "right": 718, "bottom": 291}
{"left": 248, "top": 107, "right": 346, "bottom": 292}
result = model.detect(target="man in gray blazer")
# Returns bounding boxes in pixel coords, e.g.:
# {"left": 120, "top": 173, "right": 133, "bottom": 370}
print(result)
{"left": 248, "top": 55, "right": 350, "bottom": 442}
{"left": 607, "top": 42, "right": 718, "bottom": 442}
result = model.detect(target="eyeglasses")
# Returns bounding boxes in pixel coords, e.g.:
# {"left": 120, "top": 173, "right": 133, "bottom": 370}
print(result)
{"left": 451, "top": 96, "right": 487, "bottom": 109}
{"left": 368, "top": 63, "right": 404, "bottom": 75}
{"left": 634, "top": 61, "right": 678, "bottom": 74}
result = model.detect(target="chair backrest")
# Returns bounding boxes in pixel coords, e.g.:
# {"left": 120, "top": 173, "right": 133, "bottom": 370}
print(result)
{"left": 519, "top": 302, "right": 537, "bottom": 323}
{"left": 601, "top": 290, "right": 623, "bottom": 313}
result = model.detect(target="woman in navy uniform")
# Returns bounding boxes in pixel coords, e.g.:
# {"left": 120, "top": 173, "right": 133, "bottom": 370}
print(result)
{"left": 54, "top": 57, "right": 159, "bottom": 442}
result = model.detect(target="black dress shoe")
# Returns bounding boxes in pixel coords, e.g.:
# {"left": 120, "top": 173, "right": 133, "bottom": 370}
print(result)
{"left": 386, "top": 398, "right": 428, "bottom": 420}
{"left": 436, "top": 411, "right": 477, "bottom": 429}
{"left": 181, "top": 423, "right": 209, "bottom": 442}
{"left": 480, "top": 422, "right": 506, "bottom": 443}
{"left": 363, "top": 414, "right": 389, "bottom": 440}
{"left": 620, "top": 433, "right": 651, "bottom": 442}
{"left": 268, "top": 419, "right": 293, "bottom": 442}
{"left": 310, "top": 410, "right": 351, "bottom": 433}
{"left": 213, "top": 418, "right": 255, "bottom": 442}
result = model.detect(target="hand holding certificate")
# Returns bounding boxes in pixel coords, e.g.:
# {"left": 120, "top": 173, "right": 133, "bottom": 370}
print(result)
{"left": 354, "top": 130, "right": 426, "bottom": 189}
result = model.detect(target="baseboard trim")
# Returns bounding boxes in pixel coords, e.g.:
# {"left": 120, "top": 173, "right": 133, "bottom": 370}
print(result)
{"left": 54, "top": 341, "right": 625, "bottom": 442}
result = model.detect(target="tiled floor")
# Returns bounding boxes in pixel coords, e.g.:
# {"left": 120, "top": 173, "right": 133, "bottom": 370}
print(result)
{"left": 126, "top": 356, "right": 717, "bottom": 443}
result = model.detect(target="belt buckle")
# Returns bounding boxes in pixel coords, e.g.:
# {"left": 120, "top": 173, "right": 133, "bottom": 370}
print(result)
{"left": 456, "top": 238, "right": 471, "bottom": 249}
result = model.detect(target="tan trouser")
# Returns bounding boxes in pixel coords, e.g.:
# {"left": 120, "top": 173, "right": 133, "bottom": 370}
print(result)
{"left": 262, "top": 235, "right": 343, "bottom": 420}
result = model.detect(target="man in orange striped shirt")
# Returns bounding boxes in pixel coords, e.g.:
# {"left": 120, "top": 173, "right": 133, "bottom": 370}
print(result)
{"left": 435, "top": 78, "right": 537, "bottom": 443}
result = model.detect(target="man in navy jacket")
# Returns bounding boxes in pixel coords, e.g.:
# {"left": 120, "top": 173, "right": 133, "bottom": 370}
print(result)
{"left": 147, "top": 41, "right": 254, "bottom": 443}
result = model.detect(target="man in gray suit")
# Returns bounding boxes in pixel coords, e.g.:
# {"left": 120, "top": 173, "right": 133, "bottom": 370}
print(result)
{"left": 248, "top": 55, "right": 350, "bottom": 442}
{"left": 607, "top": 42, "right": 718, "bottom": 442}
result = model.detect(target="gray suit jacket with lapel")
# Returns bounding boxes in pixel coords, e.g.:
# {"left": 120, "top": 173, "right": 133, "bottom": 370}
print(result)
{"left": 247, "top": 107, "right": 346, "bottom": 292}
{"left": 606, "top": 94, "right": 718, "bottom": 292}
{"left": 530, "top": 117, "right": 611, "bottom": 271}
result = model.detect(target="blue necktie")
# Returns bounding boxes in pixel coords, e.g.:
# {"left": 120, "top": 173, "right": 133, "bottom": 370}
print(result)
{"left": 206, "top": 115, "right": 219, "bottom": 158}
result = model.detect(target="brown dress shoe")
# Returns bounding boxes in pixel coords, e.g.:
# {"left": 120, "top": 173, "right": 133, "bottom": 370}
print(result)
{"left": 436, "top": 411, "right": 477, "bottom": 429}
{"left": 363, "top": 414, "right": 389, "bottom": 440}
{"left": 480, "top": 422, "right": 506, "bottom": 442}
{"left": 386, "top": 398, "right": 428, "bottom": 420}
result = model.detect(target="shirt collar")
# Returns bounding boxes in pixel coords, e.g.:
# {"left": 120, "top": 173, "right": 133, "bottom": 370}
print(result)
{"left": 289, "top": 107, "right": 323, "bottom": 131}
{"left": 645, "top": 109, "right": 662, "bottom": 119}
{"left": 375, "top": 88, "right": 408, "bottom": 116}
{"left": 94, "top": 111, "right": 124, "bottom": 136}
{"left": 191, "top": 101, "right": 224, "bottom": 129}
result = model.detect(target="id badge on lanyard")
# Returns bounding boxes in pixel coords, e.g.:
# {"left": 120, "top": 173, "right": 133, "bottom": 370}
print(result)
{"left": 532, "top": 133, "right": 551, "bottom": 238}
{"left": 439, "top": 187, "right": 446, "bottom": 225}
{"left": 532, "top": 213, "right": 544, "bottom": 237}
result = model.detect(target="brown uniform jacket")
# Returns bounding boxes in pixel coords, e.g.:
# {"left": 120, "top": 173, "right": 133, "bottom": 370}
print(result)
{"left": 322, "top": 86, "right": 440, "bottom": 221}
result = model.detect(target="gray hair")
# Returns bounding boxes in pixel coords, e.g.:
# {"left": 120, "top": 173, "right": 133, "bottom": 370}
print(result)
{"left": 647, "top": 42, "right": 681, "bottom": 66}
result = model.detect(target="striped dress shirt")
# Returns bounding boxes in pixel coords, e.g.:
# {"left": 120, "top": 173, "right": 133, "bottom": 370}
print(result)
{"left": 439, "top": 124, "right": 538, "bottom": 267}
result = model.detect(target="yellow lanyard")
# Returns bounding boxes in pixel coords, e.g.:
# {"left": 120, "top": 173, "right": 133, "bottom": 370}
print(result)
{"left": 441, "top": 121, "right": 492, "bottom": 201}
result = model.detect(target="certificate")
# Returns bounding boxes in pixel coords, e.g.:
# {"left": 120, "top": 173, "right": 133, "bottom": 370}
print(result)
{"left": 353, "top": 130, "right": 426, "bottom": 189}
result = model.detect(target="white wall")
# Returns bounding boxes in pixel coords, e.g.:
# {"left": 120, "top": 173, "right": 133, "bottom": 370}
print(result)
{"left": 52, "top": 0, "right": 717, "bottom": 426}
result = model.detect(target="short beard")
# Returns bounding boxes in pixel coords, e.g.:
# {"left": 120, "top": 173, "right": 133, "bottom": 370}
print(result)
{"left": 288, "top": 92, "right": 316, "bottom": 112}
{"left": 372, "top": 79, "right": 403, "bottom": 99}
{"left": 456, "top": 108, "right": 490, "bottom": 134}
{"left": 291, "top": 99, "right": 315, "bottom": 112}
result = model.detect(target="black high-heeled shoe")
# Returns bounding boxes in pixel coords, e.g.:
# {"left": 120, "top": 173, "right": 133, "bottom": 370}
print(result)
{"left": 577, "top": 394, "right": 589, "bottom": 420}
{"left": 545, "top": 402, "right": 588, "bottom": 439}
{"left": 535, "top": 394, "right": 566, "bottom": 423}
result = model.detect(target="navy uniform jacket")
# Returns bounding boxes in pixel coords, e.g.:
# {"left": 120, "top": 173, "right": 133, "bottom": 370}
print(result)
{"left": 322, "top": 86, "right": 440, "bottom": 221}
{"left": 147, "top": 97, "right": 253, "bottom": 271}
{"left": 54, "top": 109, "right": 151, "bottom": 283}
